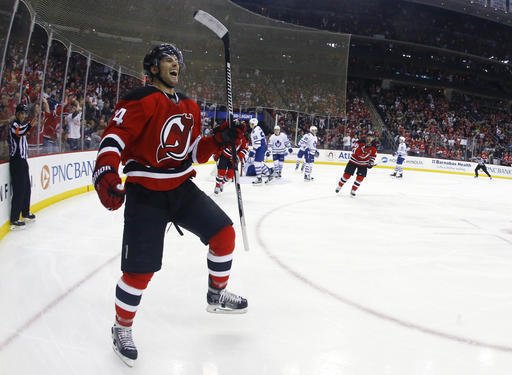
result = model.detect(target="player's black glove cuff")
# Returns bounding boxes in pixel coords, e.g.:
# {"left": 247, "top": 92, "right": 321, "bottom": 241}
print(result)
{"left": 213, "top": 120, "right": 245, "bottom": 145}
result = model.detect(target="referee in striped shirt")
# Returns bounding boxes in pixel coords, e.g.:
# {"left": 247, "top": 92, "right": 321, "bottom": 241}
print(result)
{"left": 8, "top": 104, "right": 36, "bottom": 229}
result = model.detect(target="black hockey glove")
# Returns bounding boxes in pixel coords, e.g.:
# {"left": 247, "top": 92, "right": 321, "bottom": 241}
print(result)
{"left": 92, "top": 165, "right": 125, "bottom": 210}
{"left": 213, "top": 120, "right": 246, "bottom": 145}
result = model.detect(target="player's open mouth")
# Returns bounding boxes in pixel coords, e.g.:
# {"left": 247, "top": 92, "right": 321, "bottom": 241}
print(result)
{"left": 170, "top": 71, "right": 178, "bottom": 76}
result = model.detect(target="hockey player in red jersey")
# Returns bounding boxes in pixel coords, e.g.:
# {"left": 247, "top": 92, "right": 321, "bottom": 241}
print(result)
{"left": 214, "top": 130, "right": 248, "bottom": 194}
{"left": 335, "top": 138, "right": 378, "bottom": 196}
{"left": 92, "top": 43, "right": 247, "bottom": 367}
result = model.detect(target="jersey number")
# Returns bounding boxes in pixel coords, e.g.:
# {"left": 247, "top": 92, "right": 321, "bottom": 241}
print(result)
{"left": 113, "top": 108, "right": 127, "bottom": 125}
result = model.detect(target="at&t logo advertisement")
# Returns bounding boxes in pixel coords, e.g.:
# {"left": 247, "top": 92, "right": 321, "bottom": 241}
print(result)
{"left": 40, "top": 165, "right": 50, "bottom": 190}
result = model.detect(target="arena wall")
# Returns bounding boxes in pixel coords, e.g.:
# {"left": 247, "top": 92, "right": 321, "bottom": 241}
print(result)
{"left": 311, "top": 149, "right": 512, "bottom": 179}
{"left": 0, "top": 149, "right": 510, "bottom": 239}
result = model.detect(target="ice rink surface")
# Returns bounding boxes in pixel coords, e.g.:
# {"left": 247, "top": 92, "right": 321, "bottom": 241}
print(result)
{"left": 0, "top": 162, "right": 511, "bottom": 375}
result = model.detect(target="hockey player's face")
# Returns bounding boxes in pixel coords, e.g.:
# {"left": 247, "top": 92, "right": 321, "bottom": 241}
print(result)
{"left": 159, "top": 56, "right": 180, "bottom": 86}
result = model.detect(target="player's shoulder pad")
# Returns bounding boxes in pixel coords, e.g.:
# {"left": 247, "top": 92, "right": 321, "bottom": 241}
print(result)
{"left": 121, "top": 86, "right": 160, "bottom": 101}
{"left": 176, "top": 92, "right": 191, "bottom": 101}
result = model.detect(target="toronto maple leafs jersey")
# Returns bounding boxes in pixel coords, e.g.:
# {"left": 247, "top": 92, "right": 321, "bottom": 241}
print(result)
{"left": 268, "top": 133, "right": 291, "bottom": 154}
{"left": 299, "top": 133, "right": 318, "bottom": 155}
{"left": 396, "top": 142, "right": 408, "bottom": 158}
{"left": 250, "top": 125, "right": 267, "bottom": 151}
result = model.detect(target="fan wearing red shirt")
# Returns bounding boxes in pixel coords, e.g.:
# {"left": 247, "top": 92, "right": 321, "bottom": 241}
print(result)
{"left": 92, "top": 43, "right": 247, "bottom": 367}
{"left": 335, "top": 137, "right": 378, "bottom": 196}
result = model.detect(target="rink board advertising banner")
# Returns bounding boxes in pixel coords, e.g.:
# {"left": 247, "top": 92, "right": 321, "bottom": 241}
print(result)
{"left": 0, "top": 151, "right": 97, "bottom": 233}
{"left": 0, "top": 149, "right": 510, "bottom": 237}
{"left": 311, "top": 149, "right": 512, "bottom": 178}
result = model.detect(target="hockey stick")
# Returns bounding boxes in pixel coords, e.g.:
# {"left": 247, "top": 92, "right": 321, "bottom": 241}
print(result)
{"left": 194, "top": 10, "right": 250, "bottom": 251}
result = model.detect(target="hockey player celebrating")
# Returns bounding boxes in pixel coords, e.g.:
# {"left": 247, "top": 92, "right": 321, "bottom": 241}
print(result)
{"left": 249, "top": 117, "right": 273, "bottom": 184}
{"left": 92, "top": 43, "right": 248, "bottom": 367}
{"left": 391, "top": 136, "right": 409, "bottom": 178}
{"left": 335, "top": 138, "right": 378, "bottom": 196}
{"left": 301, "top": 125, "right": 319, "bottom": 181}
{"left": 267, "top": 125, "right": 292, "bottom": 178}
{"left": 214, "top": 128, "right": 249, "bottom": 194}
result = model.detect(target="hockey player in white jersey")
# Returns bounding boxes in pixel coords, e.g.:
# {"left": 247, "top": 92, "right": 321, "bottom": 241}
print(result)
{"left": 295, "top": 132, "right": 307, "bottom": 172}
{"left": 391, "top": 136, "right": 409, "bottom": 178}
{"left": 267, "top": 125, "right": 292, "bottom": 178}
{"left": 249, "top": 118, "right": 273, "bottom": 184}
{"left": 302, "top": 126, "right": 319, "bottom": 181}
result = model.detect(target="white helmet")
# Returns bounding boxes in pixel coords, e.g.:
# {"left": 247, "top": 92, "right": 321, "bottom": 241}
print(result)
{"left": 274, "top": 125, "right": 280, "bottom": 134}
{"left": 310, "top": 126, "right": 318, "bottom": 135}
{"left": 399, "top": 136, "right": 405, "bottom": 143}
{"left": 249, "top": 118, "right": 258, "bottom": 128}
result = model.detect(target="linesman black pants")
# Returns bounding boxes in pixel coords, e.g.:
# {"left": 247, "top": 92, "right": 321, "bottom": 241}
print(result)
{"left": 9, "top": 158, "right": 31, "bottom": 223}
{"left": 474, "top": 164, "right": 491, "bottom": 178}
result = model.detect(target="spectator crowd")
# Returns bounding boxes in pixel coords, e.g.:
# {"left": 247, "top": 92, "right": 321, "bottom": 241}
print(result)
{"left": 1, "top": 6, "right": 510, "bottom": 167}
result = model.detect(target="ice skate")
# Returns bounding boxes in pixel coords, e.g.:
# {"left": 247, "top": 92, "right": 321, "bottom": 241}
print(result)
{"left": 390, "top": 172, "right": 396, "bottom": 177}
{"left": 214, "top": 186, "right": 221, "bottom": 195}
{"left": 304, "top": 174, "right": 314, "bottom": 181}
{"left": 350, "top": 190, "right": 356, "bottom": 197}
{"left": 265, "top": 173, "right": 274, "bottom": 184}
{"left": 396, "top": 173, "right": 403, "bottom": 178}
{"left": 10, "top": 220, "right": 26, "bottom": 230}
{"left": 252, "top": 177, "right": 263, "bottom": 185}
{"left": 207, "top": 288, "right": 248, "bottom": 314}
{"left": 111, "top": 325, "right": 137, "bottom": 367}
{"left": 335, "top": 185, "right": 341, "bottom": 193}
{"left": 22, "top": 213, "right": 36, "bottom": 222}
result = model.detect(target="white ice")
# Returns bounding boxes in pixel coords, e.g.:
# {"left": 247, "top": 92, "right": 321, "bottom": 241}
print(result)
{"left": 0, "top": 163, "right": 511, "bottom": 375}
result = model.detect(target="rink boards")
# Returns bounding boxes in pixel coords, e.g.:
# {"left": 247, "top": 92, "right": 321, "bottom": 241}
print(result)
{"left": 0, "top": 149, "right": 510, "bottom": 239}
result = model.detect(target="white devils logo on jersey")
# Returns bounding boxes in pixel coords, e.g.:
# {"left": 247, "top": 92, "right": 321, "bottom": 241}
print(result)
{"left": 156, "top": 113, "right": 194, "bottom": 162}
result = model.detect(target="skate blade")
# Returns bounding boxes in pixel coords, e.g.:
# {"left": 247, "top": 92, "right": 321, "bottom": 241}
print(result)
{"left": 10, "top": 225, "right": 26, "bottom": 231}
{"left": 112, "top": 345, "right": 136, "bottom": 367}
{"left": 206, "top": 305, "right": 248, "bottom": 314}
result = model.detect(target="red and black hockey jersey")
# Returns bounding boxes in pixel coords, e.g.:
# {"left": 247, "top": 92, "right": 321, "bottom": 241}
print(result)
{"left": 215, "top": 135, "right": 249, "bottom": 162}
{"left": 95, "top": 86, "right": 220, "bottom": 191}
{"left": 349, "top": 141, "right": 377, "bottom": 167}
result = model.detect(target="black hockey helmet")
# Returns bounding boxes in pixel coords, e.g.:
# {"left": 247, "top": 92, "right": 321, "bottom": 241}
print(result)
{"left": 15, "top": 103, "right": 28, "bottom": 113}
{"left": 143, "top": 43, "right": 184, "bottom": 76}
